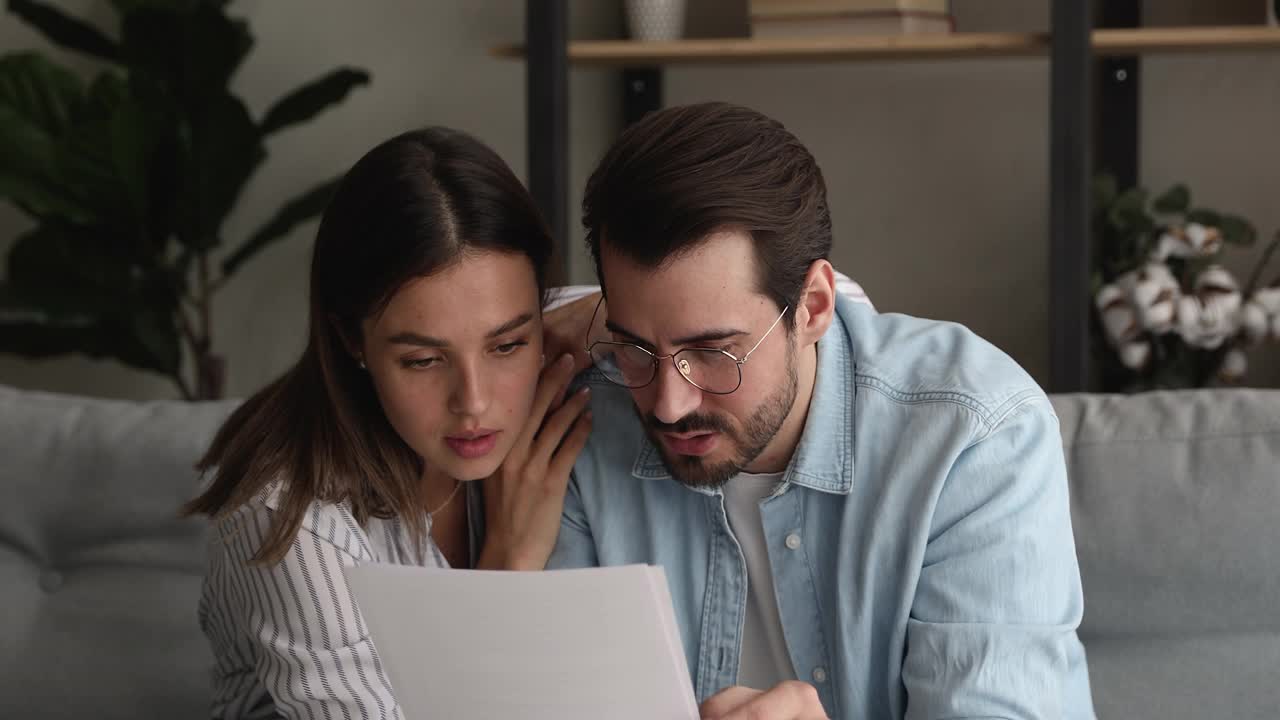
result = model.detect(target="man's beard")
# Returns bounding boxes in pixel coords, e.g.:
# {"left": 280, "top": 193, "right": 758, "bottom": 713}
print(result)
{"left": 640, "top": 347, "right": 799, "bottom": 490}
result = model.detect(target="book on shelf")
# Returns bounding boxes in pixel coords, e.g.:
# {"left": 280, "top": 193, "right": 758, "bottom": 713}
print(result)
{"left": 751, "top": 10, "right": 955, "bottom": 38}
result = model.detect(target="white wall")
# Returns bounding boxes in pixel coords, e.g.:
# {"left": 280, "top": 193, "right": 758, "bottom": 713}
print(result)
{"left": 2, "top": 0, "right": 1277, "bottom": 398}
{"left": 0, "top": 0, "right": 620, "bottom": 399}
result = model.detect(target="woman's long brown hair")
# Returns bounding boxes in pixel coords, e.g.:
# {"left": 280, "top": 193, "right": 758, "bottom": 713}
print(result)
{"left": 183, "top": 127, "right": 551, "bottom": 564}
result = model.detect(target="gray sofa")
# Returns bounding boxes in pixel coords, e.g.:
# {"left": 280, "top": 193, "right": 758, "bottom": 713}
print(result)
{"left": 1, "top": 383, "right": 1278, "bottom": 719}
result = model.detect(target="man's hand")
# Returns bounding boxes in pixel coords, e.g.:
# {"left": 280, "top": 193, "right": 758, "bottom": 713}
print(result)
{"left": 699, "top": 682, "right": 829, "bottom": 720}
{"left": 542, "top": 291, "right": 604, "bottom": 375}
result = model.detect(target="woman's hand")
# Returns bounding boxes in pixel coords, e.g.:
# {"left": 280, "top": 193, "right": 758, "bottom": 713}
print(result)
{"left": 477, "top": 354, "right": 592, "bottom": 571}
{"left": 542, "top": 292, "right": 605, "bottom": 375}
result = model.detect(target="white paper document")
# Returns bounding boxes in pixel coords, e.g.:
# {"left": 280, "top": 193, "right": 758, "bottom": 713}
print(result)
{"left": 344, "top": 563, "right": 700, "bottom": 720}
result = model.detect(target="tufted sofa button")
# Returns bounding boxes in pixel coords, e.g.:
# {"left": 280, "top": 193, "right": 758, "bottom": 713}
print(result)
{"left": 39, "top": 570, "right": 64, "bottom": 593}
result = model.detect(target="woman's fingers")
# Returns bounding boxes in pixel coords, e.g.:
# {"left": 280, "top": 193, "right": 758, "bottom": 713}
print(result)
{"left": 545, "top": 408, "right": 592, "bottom": 488}
{"left": 514, "top": 354, "right": 577, "bottom": 451}
{"left": 542, "top": 292, "right": 602, "bottom": 374}
{"left": 529, "top": 385, "right": 591, "bottom": 469}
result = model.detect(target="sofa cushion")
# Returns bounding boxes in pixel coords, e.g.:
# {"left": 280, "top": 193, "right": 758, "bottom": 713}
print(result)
{"left": 0, "top": 385, "right": 238, "bottom": 720}
{"left": 1052, "top": 389, "right": 1280, "bottom": 720}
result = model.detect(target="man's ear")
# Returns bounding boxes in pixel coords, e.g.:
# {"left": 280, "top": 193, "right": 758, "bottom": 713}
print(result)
{"left": 793, "top": 260, "right": 836, "bottom": 347}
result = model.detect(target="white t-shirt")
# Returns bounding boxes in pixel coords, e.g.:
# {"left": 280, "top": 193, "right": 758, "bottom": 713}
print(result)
{"left": 722, "top": 471, "right": 798, "bottom": 689}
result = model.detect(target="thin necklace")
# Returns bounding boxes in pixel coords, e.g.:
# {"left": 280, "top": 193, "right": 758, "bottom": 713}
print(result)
{"left": 427, "top": 478, "right": 463, "bottom": 518}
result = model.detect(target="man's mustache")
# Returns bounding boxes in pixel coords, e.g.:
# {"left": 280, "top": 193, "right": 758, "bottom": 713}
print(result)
{"left": 645, "top": 412, "right": 732, "bottom": 435}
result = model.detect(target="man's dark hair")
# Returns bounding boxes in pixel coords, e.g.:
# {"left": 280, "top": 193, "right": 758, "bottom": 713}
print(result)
{"left": 582, "top": 101, "right": 832, "bottom": 327}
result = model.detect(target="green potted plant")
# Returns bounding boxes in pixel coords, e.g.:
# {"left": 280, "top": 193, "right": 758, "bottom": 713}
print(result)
{"left": 1091, "top": 174, "right": 1280, "bottom": 391}
{"left": 0, "top": 0, "right": 369, "bottom": 399}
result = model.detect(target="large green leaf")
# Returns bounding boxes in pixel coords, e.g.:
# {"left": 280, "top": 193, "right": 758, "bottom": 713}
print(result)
{"left": 6, "top": 224, "right": 136, "bottom": 318}
{"left": 260, "top": 68, "right": 370, "bottom": 136}
{"left": 0, "top": 320, "right": 106, "bottom": 358}
{"left": 0, "top": 113, "right": 90, "bottom": 221}
{"left": 0, "top": 314, "right": 180, "bottom": 375}
{"left": 181, "top": 2, "right": 252, "bottom": 97}
{"left": 0, "top": 54, "right": 95, "bottom": 219}
{"left": 118, "top": 2, "right": 251, "bottom": 109}
{"left": 7, "top": 0, "right": 121, "bottom": 63}
{"left": 1152, "top": 183, "right": 1191, "bottom": 215}
{"left": 1185, "top": 208, "right": 1222, "bottom": 227}
{"left": 1107, "top": 187, "right": 1149, "bottom": 232}
{"left": 120, "top": 303, "right": 180, "bottom": 371}
{"left": 221, "top": 177, "right": 338, "bottom": 276}
{"left": 177, "top": 92, "right": 265, "bottom": 248}
{"left": 106, "top": 95, "right": 175, "bottom": 241}
{"left": 1218, "top": 214, "right": 1257, "bottom": 246}
{"left": 0, "top": 52, "right": 84, "bottom": 133}
{"left": 51, "top": 87, "right": 143, "bottom": 231}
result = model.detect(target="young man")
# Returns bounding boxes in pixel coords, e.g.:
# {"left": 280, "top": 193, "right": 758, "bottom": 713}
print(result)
{"left": 549, "top": 102, "right": 1095, "bottom": 720}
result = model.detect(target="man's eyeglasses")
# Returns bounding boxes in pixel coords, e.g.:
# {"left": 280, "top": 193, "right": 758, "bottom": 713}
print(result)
{"left": 585, "top": 298, "right": 789, "bottom": 395}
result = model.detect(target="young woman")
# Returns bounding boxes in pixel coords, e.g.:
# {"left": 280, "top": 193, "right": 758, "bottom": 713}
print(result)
{"left": 183, "top": 127, "right": 596, "bottom": 719}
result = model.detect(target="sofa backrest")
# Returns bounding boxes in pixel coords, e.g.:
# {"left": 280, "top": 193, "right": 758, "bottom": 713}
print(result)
{"left": 0, "top": 385, "right": 237, "bottom": 720}
{"left": 4, "top": 384, "right": 1278, "bottom": 719}
{"left": 1052, "top": 389, "right": 1280, "bottom": 720}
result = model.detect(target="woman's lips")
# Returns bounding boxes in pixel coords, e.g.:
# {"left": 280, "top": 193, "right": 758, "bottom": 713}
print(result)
{"left": 445, "top": 430, "right": 500, "bottom": 459}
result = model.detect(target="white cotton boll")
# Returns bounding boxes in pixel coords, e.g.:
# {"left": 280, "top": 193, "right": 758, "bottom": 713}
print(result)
{"left": 1129, "top": 263, "right": 1180, "bottom": 333}
{"left": 1203, "top": 290, "right": 1243, "bottom": 322}
{"left": 1145, "top": 262, "right": 1179, "bottom": 287}
{"left": 1187, "top": 266, "right": 1244, "bottom": 347}
{"left": 1240, "top": 301, "right": 1270, "bottom": 344}
{"left": 1119, "top": 341, "right": 1151, "bottom": 370}
{"left": 1252, "top": 286, "right": 1280, "bottom": 315}
{"left": 1101, "top": 304, "right": 1139, "bottom": 344}
{"left": 1185, "top": 223, "right": 1223, "bottom": 255}
{"left": 1097, "top": 287, "right": 1140, "bottom": 344}
{"left": 1095, "top": 284, "right": 1125, "bottom": 311}
{"left": 1194, "top": 265, "right": 1240, "bottom": 294}
{"left": 1151, "top": 232, "right": 1180, "bottom": 261}
{"left": 1175, "top": 296, "right": 1229, "bottom": 349}
{"left": 1219, "top": 348, "right": 1248, "bottom": 382}
{"left": 1141, "top": 299, "right": 1177, "bottom": 333}
{"left": 1176, "top": 296, "right": 1203, "bottom": 340}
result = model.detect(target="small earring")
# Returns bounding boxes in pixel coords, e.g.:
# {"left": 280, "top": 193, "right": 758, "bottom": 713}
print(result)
{"left": 358, "top": 357, "right": 367, "bottom": 369}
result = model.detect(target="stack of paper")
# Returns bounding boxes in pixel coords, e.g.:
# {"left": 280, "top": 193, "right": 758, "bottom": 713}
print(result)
{"left": 344, "top": 563, "right": 699, "bottom": 720}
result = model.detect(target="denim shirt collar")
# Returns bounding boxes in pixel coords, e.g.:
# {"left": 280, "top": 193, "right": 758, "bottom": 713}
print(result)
{"left": 630, "top": 297, "right": 860, "bottom": 496}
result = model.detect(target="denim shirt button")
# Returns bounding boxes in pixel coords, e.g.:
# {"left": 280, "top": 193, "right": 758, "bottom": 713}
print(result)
{"left": 785, "top": 532, "right": 802, "bottom": 550}
{"left": 812, "top": 666, "right": 828, "bottom": 684}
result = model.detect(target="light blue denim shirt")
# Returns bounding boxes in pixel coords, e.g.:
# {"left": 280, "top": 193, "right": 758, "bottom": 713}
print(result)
{"left": 548, "top": 295, "right": 1095, "bottom": 719}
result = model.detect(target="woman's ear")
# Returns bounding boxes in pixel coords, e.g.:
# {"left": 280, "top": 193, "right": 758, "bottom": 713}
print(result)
{"left": 793, "top": 260, "right": 836, "bottom": 347}
{"left": 330, "top": 314, "right": 365, "bottom": 367}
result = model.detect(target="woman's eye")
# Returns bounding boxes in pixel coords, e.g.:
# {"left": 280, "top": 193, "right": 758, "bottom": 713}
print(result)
{"left": 494, "top": 340, "right": 528, "bottom": 355}
{"left": 401, "top": 357, "right": 440, "bottom": 370}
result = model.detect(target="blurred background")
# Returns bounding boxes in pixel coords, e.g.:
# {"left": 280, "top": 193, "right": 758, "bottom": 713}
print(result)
{"left": 2, "top": 0, "right": 1278, "bottom": 401}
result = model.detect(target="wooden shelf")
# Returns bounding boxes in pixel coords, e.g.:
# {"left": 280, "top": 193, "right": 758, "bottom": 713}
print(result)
{"left": 491, "top": 26, "right": 1280, "bottom": 65}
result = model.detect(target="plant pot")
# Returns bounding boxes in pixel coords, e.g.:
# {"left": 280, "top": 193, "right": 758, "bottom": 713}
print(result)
{"left": 625, "top": 0, "right": 686, "bottom": 42}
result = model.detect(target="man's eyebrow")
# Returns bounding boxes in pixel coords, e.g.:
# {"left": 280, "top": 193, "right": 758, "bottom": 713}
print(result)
{"left": 387, "top": 312, "right": 534, "bottom": 348}
{"left": 604, "top": 320, "right": 746, "bottom": 348}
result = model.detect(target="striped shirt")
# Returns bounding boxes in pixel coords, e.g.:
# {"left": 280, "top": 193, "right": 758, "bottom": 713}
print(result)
{"left": 198, "top": 483, "right": 483, "bottom": 719}
{"left": 197, "top": 278, "right": 872, "bottom": 719}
